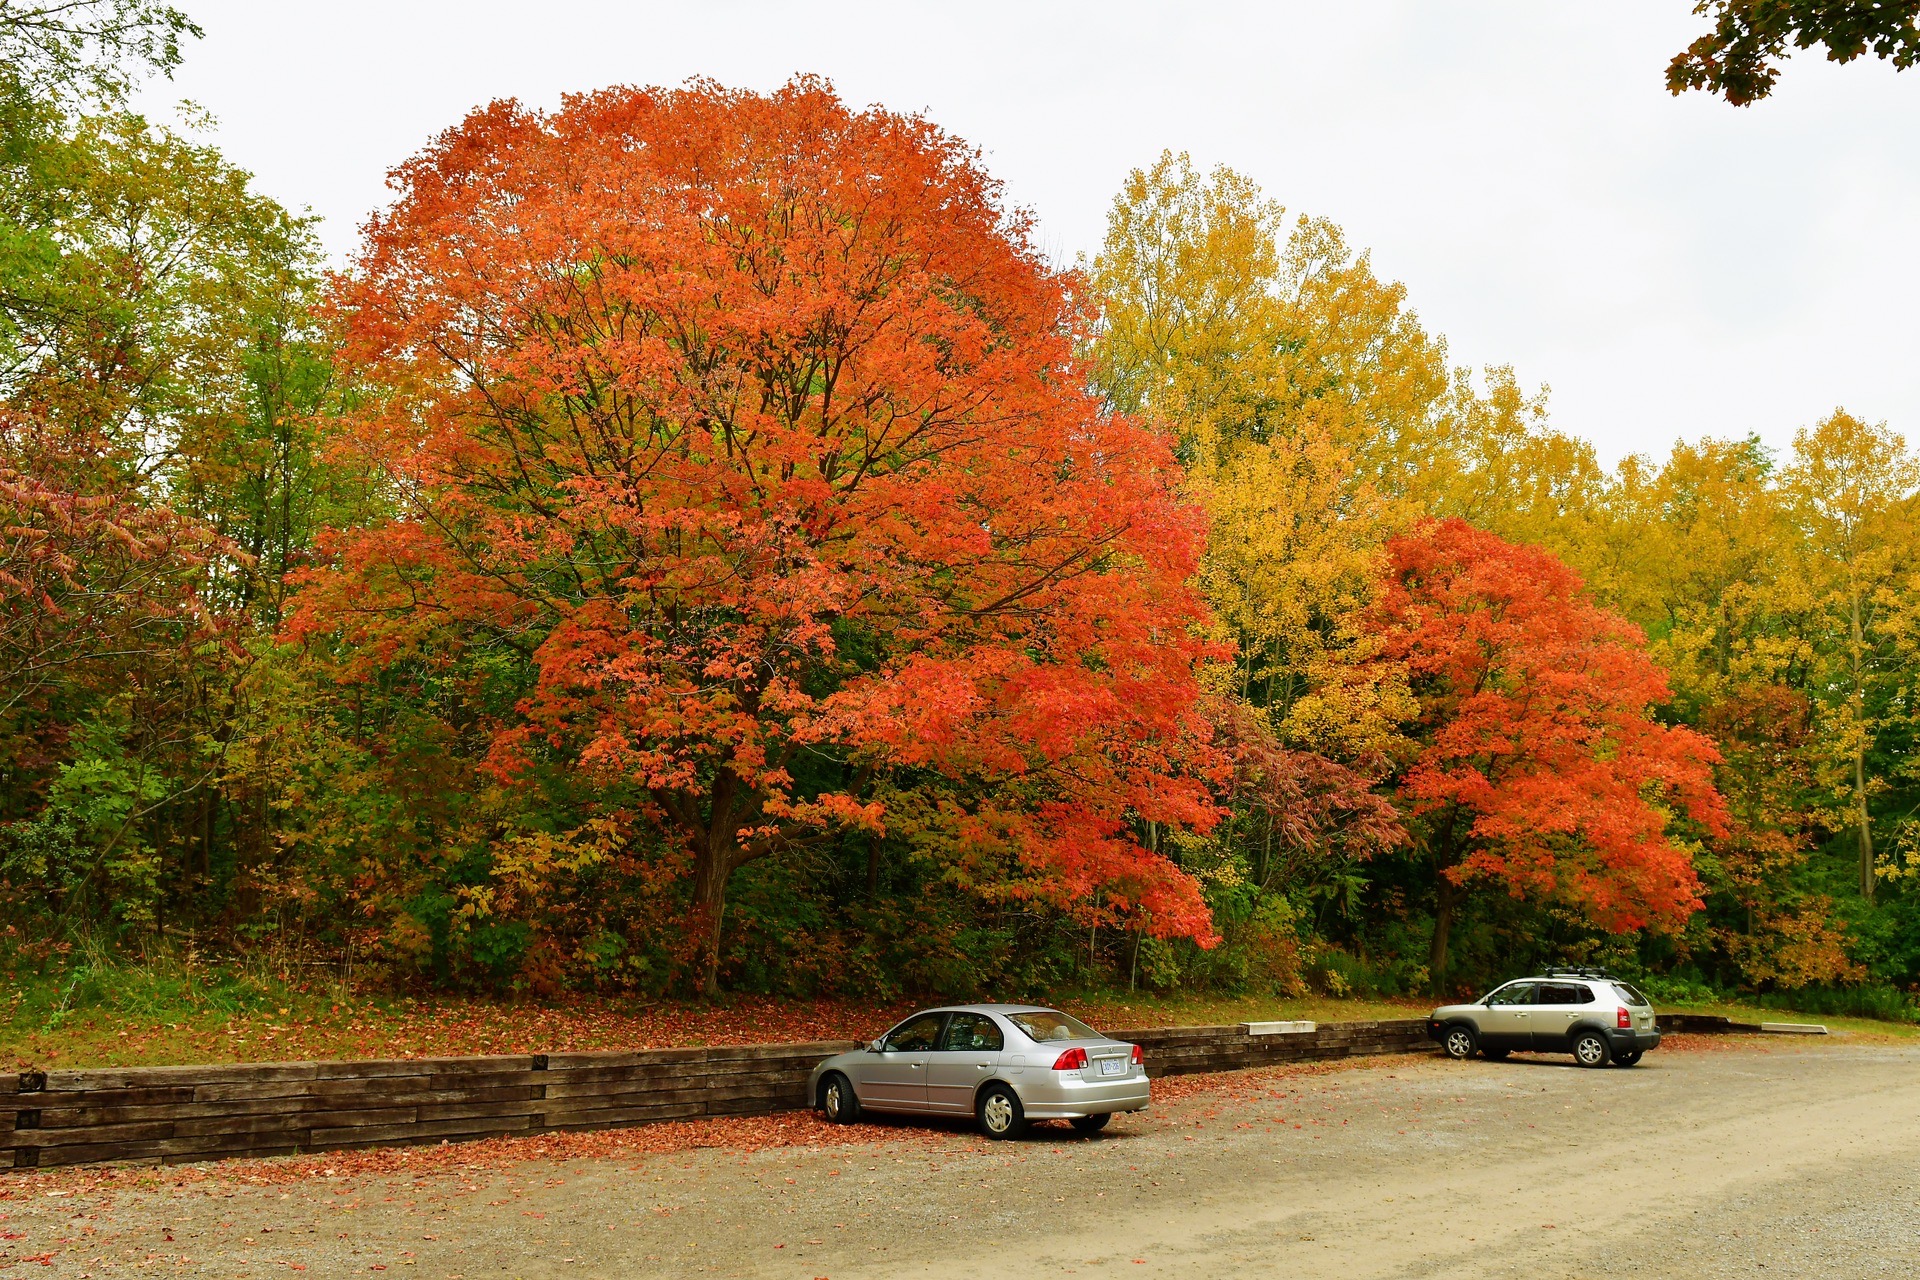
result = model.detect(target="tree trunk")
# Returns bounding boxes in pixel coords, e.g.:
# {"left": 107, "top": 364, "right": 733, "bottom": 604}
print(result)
{"left": 1430, "top": 876, "right": 1460, "bottom": 995}
{"left": 691, "top": 843, "right": 732, "bottom": 1000}
{"left": 1854, "top": 747, "right": 1875, "bottom": 902}
{"left": 1427, "top": 811, "right": 1463, "bottom": 996}
{"left": 1849, "top": 589, "right": 1876, "bottom": 902}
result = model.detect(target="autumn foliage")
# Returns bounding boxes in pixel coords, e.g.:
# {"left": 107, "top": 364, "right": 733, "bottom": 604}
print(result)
{"left": 289, "top": 79, "right": 1222, "bottom": 990}
{"left": 1374, "top": 519, "right": 1728, "bottom": 978}
{"left": 12, "top": 15, "right": 1920, "bottom": 1013}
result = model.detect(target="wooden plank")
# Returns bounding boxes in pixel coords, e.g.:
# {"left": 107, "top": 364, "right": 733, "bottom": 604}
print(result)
{"left": 31, "top": 1085, "right": 538, "bottom": 1128}
{"left": 42, "top": 1064, "right": 314, "bottom": 1091}
{"left": 540, "top": 1086, "right": 714, "bottom": 1111}
{"left": 311, "top": 1056, "right": 537, "bottom": 1080}
{"left": 543, "top": 1047, "right": 709, "bottom": 1070}
{"left": 27, "top": 1140, "right": 170, "bottom": 1167}
{"left": 415, "top": 1099, "right": 546, "bottom": 1123}
{"left": 426, "top": 1070, "right": 548, "bottom": 1091}
{"left": 29, "top": 1086, "right": 197, "bottom": 1107}
{"left": 27, "top": 1120, "right": 178, "bottom": 1147}
{"left": 540, "top": 1101, "right": 706, "bottom": 1131}
{"left": 700, "top": 1078, "right": 806, "bottom": 1101}
{"left": 308, "top": 1116, "right": 533, "bottom": 1148}
{"left": 681, "top": 1067, "right": 810, "bottom": 1089}
{"left": 163, "top": 1144, "right": 300, "bottom": 1166}
{"left": 152, "top": 1131, "right": 310, "bottom": 1158}
{"left": 169, "top": 1107, "right": 415, "bottom": 1138}
{"left": 537, "top": 1062, "right": 693, "bottom": 1087}
{"left": 191, "top": 1074, "right": 448, "bottom": 1103}
{"left": 703, "top": 1095, "right": 785, "bottom": 1117}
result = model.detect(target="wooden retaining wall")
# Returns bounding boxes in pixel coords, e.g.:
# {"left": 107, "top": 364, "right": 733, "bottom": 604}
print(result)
{"left": 1, "top": 1041, "right": 857, "bottom": 1170}
{"left": 1119, "top": 1018, "right": 1431, "bottom": 1078}
{"left": 2, "top": 1013, "right": 1789, "bottom": 1171}
{"left": 2, "top": 1020, "right": 1436, "bottom": 1171}
{"left": 1653, "top": 1013, "right": 1763, "bottom": 1034}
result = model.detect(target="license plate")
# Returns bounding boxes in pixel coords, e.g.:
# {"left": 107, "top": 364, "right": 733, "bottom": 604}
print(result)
{"left": 1099, "top": 1057, "right": 1125, "bottom": 1076}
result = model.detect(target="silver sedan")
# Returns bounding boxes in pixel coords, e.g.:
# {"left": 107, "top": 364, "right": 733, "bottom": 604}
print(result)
{"left": 808, "top": 1003, "right": 1150, "bottom": 1139}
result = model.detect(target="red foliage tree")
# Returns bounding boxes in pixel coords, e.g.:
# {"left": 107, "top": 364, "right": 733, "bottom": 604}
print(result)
{"left": 292, "top": 79, "right": 1222, "bottom": 993}
{"left": 0, "top": 410, "right": 219, "bottom": 782}
{"left": 1374, "top": 519, "right": 1728, "bottom": 984}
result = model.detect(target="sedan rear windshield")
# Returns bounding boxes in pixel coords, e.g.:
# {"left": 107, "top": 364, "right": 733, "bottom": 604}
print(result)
{"left": 1612, "top": 982, "right": 1651, "bottom": 1007}
{"left": 1007, "top": 1010, "right": 1100, "bottom": 1043}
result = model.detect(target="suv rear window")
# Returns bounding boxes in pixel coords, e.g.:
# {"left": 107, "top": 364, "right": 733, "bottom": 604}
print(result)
{"left": 1613, "top": 982, "right": 1651, "bottom": 1007}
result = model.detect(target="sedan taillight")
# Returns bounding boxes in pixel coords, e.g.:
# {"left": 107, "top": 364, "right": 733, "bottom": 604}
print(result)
{"left": 1130, "top": 1044, "right": 1144, "bottom": 1066}
{"left": 1051, "top": 1047, "right": 1089, "bottom": 1071}
{"left": 1616, "top": 1007, "right": 1633, "bottom": 1029}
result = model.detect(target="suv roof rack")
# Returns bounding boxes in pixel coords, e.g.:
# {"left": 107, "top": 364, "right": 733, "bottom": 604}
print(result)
{"left": 1541, "top": 966, "right": 1620, "bottom": 980}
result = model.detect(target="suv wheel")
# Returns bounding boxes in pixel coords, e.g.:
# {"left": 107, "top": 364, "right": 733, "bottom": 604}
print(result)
{"left": 977, "top": 1083, "right": 1028, "bottom": 1140}
{"left": 1441, "top": 1024, "right": 1478, "bottom": 1060}
{"left": 1482, "top": 1047, "right": 1511, "bottom": 1061}
{"left": 1572, "top": 1031, "right": 1611, "bottom": 1068}
{"left": 1614, "top": 1049, "right": 1643, "bottom": 1068}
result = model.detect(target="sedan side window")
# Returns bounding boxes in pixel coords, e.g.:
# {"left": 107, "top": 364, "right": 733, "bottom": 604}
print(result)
{"left": 940, "top": 1013, "right": 1004, "bottom": 1052}
{"left": 1486, "top": 983, "right": 1536, "bottom": 1006}
{"left": 884, "top": 1013, "right": 946, "bottom": 1052}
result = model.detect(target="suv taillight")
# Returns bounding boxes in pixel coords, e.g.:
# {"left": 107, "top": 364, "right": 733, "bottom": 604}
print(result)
{"left": 1131, "top": 1044, "right": 1144, "bottom": 1066}
{"left": 1616, "top": 1007, "right": 1632, "bottom": 1029}
{"left": 1052, "top": 1047, "right": 1089, "bottom": 1071}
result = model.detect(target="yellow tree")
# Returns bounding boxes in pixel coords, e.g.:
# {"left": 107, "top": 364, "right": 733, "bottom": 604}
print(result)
{"left": 1780, "top": 410, "right": 1920, "bottom": 902}
{"left": 1595, "top": 437, "right": 1855, "bottom": 984}
{"left": 1410, "top": 367, "right": 1613, "bottom": 579}
{"left": 1084, "top": 153, "right": 1442, "bottom": 752}
{"left": 1615, "top": 436, "right": 1805, "bottom": 700}
{"left": 1084, "top": 153, "right": 1424, "bottom": 938}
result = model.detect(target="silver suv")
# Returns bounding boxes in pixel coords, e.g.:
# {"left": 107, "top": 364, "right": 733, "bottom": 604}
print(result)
{"left": 1427, "top": 969, "right": 1661, "bottom": 1067}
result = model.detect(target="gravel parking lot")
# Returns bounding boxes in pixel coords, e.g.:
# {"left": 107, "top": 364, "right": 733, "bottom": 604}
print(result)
{"left": 3, "top": 1036, "right": 1916, "bottom": 1278}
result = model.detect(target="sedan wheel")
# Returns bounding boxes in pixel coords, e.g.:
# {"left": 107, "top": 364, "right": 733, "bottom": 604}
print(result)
{"left": 1069, "top": 1113, "right": 1111, "bottom": 1134}
{"left": 1442, "top": 1025, "right": 1478, "bottom": 1060}
{"left": 977, "top": 1083, "right": 1028, "bottom": 1140}
{"left": 1572, "top": 1031, "right": 1611, "bottom": 1068}
{"left": 820, "top": 1072, "right": 861, "bottom": 1124}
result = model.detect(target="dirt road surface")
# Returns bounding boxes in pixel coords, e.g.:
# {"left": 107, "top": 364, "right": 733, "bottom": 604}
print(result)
{"left": 4, "top": 1037, "right": 1916, "bottom": 1278}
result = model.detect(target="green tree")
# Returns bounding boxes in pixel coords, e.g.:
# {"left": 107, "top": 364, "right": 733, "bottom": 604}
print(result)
{"left": 1779, "top": 410, "right": 1920, "bottom": 903}
{"left": 1669, "top": 0, "right": 1920, "bottom": 105}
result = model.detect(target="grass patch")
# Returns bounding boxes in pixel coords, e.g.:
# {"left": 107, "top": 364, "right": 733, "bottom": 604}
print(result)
{"left": 0, "top": 951, "right": 1438, "bottom": 1071}
{"left": 5, "top": 951, "right": 1908, "bottom": 1071}
{"left": 1655, "top": 997, "right": 1920, "bottom": 1040}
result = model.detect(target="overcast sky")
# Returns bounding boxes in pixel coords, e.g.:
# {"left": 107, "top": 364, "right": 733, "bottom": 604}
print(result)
{"left": 137, "top": 1, "right": 1920, "bottom": 467}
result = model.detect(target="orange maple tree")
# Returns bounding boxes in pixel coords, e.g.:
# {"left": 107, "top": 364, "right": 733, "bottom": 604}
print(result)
{"left": 1374, "top": 519, "right": 1728, "bottom": 984}
{"left": 291, "top": 79, "right": 1222, "bottom": 993}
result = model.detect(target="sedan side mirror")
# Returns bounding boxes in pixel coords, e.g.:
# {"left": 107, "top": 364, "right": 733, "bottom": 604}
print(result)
{"left": 867, "top": 1040, "right": 884, "bottom": 1053}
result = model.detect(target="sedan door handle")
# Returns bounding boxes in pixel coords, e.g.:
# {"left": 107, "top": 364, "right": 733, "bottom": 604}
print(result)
{"left": 977, "top": 1063, "right": 990, "bottom": 1070}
